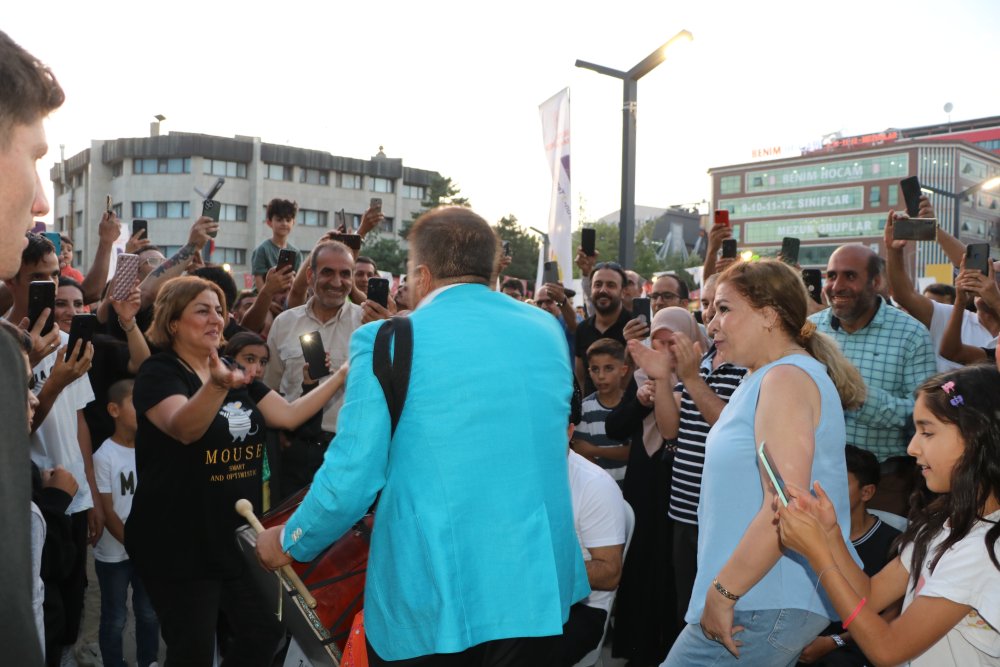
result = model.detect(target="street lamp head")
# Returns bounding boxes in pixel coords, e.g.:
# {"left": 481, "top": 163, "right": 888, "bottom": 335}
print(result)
{"left": 982, "top": 176, "right": 1000, "bottom": 191}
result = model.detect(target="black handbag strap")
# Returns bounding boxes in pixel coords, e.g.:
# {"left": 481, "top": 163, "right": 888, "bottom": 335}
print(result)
{"left": 372, "top": 317, "right": 412, "bottom": 436}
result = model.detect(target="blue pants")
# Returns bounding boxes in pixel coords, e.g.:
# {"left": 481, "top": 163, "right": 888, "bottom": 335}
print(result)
{"left": 662, "top": 608, "right": 829, "bottom": 667}
{"left": 94, "top": 559, "right": 159, "bottom": 667}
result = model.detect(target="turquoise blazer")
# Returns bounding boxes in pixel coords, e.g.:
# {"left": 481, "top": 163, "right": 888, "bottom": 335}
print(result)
{"left": 282, "top": 284, "right": 590, "bottom": 660}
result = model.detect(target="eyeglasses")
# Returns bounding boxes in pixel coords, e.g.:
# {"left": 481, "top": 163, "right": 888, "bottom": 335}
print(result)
{"left": 143, "top": 257, "right": 165, "bottom": 267}
{"left": 650, "top": 292, "right": 680, "bottom": 301}
{"left": 535, "top": 299, "right": 555, "bottom": 307}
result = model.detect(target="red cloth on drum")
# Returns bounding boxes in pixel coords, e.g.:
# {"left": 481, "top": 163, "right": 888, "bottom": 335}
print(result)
{"left": 342, "top": 611, "right": 368, "bottom": 667}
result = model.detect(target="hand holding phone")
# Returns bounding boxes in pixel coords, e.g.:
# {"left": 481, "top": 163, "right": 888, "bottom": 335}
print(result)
{"left": 28, "top": 281, "right": 56, "bottom": 337}
{"left": 276, "top": 248, "right": 296, "bottom": 273}
{"left": 780, "top": 237, "right": 800, "bottom": 265}
{"left": 966, "top": 243, "right": 991, "bottom": 276}
{"left": 367, "top": 277, "right": 390, "bottom": 309}
{"left": 299, "top": 331, "right": 330, "bottom": 379}
{"left": 581, "top": 228, "right": 596, "bottom": 257}
{"left": 722, "top": 239, "right": 738, "bottom": 259}
{"left": 132, "top": 219, "right": 148, "bottom": 240}
{"left": 892, "top": 216, "right": 937, "bottom": 241}
{"left": 631, "top": 297, "right": 651, "bottom": 328}
{"left": 65, "top": 314, "right": 98, "bottom": 362}
{"left": 758, "top": 441, "right": 789, "bottom": 507}
{"left": 542, "top": 261, "right": 560, "bottom": 285}
{"left": 111, "top": 254, "right": 141, "bottom": 301}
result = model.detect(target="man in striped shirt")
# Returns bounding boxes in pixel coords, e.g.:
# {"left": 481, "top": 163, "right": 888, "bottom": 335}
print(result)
{"left": 650, "top": 274, "right": 746, "bottom": 625}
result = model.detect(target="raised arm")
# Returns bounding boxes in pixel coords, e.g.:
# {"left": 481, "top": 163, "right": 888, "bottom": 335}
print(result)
{"left": 256, "top": 363, "right": 348, "bottom": 431}
{"left": 139, "top": 217, "right": 215, "bottom": 308}
{"left": 883, "top": 211, "right": 933, "bottom": 328}
{"left": 80, "top": 212, "right": 121, "bottom": 303}
{"left": 241, "top": 266, "right": 293, "bottom": 334}
{"left": 940, "top": 267, "right": 988, "bottom": 364}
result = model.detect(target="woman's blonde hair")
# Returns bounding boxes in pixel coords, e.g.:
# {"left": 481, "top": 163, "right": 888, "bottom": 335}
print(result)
{"left": 145, "top": 276, "right": 228, "bottom": 349}
{"left": 717, "top": 260, "right": 866, "bottom": 409}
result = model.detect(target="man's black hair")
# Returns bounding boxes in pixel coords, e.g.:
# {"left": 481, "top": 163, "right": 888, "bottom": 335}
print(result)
{"left": 845, "top": 444, "right": 880, "bottom": 488}
{"left": 190, "top": 266, "right": 238, "bottom": 311}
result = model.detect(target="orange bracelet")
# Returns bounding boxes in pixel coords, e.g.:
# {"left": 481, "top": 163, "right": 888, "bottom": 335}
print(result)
{"left": 842, "top": 597, "right": 867, "bottom": 629}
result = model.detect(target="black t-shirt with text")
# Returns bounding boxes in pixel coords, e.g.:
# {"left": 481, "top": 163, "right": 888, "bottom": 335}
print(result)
{"left": 126, "top": 352, "right": 269, "bottom": 580}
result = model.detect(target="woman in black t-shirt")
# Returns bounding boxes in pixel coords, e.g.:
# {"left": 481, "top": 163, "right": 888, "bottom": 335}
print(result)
{"left": 125, "top": 276, "right": 348, "bottom": 667}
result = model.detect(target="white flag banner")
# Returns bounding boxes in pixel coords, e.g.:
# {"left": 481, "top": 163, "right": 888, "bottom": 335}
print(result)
{"left": 539, "top": 88, "right": 572, "bottom": 285}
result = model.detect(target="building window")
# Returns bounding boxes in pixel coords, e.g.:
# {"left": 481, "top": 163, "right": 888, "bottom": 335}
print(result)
{"left": 212, "top": 247, "right": 247, "bottom": 265}
{"left": 869, "top": 186, "right": 881, "bottom": 207}
{"left": 133, "top": 158, "right": 191, "bottom": 174}
{"left": 73, "top": 173, "right": 83, "bottom": 187}
{"left": 381, "top": 216, "right": 394, "bottom": 233}
{"left": 203, "top": 159, "right": 248, "bottom": 178}
{"left": 720, "top": 175, "right": 741, "bottom": 195}
{"left": 370, "top": 177, "right": 393, "bottom": 193}
{"left": 131, "top": 201, "right": 191, "bottom": 219}
{"left": 112, "top": 162, "right": 124, "bottom": 178}
{"left": 338, "top": 173, "right": 362, "bottom": 189}
{"left": 112, "top": 203, "right": 123, "bottom": 219}
{"left": 296, "top": 209, "right": 328, "bottom": 227}
{"left": 402, "top": 184, "right": 426, "bottom": 200}
{"left": 265, "top": 164, "right": 292, "bottom": 181}
{"left": 350, "top": 213, "right": 362, "bottom": 230}
{"left": 75, "top": 210, "right": 83, "bottom": 227}
{"left": 219, "top": 204, "right": 248, "bottom": 222}
{"left": 300, "top": 168, "right": 329, "bottom": 186}
{"left": 888, "top": 185, "right": 898, "bottom": 207}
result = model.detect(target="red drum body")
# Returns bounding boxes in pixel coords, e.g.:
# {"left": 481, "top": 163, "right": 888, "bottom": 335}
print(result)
{"left": 236, "top": 487, "right": 372, "bottom": 667}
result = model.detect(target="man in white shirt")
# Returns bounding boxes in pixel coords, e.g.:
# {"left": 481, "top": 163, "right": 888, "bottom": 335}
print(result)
{"left": 264, "top": 240, "right": 362, "bottom": 500}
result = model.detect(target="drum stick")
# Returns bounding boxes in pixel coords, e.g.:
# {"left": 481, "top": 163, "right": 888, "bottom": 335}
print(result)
{"left": 235, "top": 499, "right": 318, "bottom": 609}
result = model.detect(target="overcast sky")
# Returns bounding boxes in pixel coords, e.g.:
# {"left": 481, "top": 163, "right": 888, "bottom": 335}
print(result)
{"left": 8, "top": 0, "right": 999, "bottom": 230}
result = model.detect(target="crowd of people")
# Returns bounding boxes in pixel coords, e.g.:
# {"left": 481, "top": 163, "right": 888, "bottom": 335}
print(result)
{"left": 2, "top": 28, "right": 999, "bottom": 667}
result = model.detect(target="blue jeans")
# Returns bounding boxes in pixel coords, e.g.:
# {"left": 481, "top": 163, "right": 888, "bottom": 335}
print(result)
{"left": 662, "top": 608, "right": 830, "bottom": 667}
{"left": 94, "top": 559, "right": 160, "bottom": 667}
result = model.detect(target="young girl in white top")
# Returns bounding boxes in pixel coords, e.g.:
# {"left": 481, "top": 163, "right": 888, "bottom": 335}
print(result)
{"left": 778, "top": 364, "right": 1000, "bottom": 666}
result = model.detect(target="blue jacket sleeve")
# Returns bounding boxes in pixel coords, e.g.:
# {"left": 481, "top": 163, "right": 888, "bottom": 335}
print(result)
{"left": 281, "top": 323, "right": 391, "bottom": 560}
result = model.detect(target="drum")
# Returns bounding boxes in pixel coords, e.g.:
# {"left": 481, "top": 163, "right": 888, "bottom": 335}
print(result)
{"left": 236, "top": 487, "right": 373, "bottom": 667}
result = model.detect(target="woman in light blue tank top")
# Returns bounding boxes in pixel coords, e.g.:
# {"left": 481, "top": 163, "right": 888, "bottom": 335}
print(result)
{"left": 658, "top": 261, "right": 867, "bottom": 667}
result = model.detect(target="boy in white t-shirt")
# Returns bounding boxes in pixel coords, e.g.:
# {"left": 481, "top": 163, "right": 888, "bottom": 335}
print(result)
{"left": 93, "top": 379, "right": 159, "bottom": 667}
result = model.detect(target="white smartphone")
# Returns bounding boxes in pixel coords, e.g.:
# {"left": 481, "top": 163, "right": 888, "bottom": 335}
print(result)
{"left": 757, "top": 441, "right": 789, "bottom": 507}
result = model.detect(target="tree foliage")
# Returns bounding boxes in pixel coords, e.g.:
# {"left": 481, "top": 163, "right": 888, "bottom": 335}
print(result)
{"left": 399, "top": 175, "right": 470, "bottom": 239}
{"left": 493, "top": 215, "right": 540, "bottom": 283}
{"left": 570, "top": 220, "right": 699, "bottom": 289}
{"left": 360, "top": 235, "right": 408, "bottom": 275}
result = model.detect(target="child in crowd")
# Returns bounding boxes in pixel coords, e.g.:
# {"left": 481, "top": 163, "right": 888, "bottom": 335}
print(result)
{"left": 779, "top": 365, "right": 1000, "bottom": 667}
{"left": 796, "top": 445, "right": 902, "bottom": 666}
{"left": 93, "top": 379, "right": 159, "bottom": 667}
{"left": 573, "top": 338, "right": 631, "bottom": 482}
{"left": 251, "top": 198, "right": 301, "bottom": 291}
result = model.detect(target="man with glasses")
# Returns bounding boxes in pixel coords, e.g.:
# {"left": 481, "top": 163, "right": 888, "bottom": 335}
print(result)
{"left": 649, "top": 273, "right": 690, "bottom": 311}
{"left": 574, "top": 262, "right": 632, "bottom": 394}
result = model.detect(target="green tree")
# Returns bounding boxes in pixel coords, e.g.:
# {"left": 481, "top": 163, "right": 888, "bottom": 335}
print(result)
{"left": 399, "top": 175, "right": 470, "bottom": 239}
{"left": 361, "top": 235, "right": 408, "bottom": 275}
{"left": 493, "top": 215, "right": 540, "bottom": 283}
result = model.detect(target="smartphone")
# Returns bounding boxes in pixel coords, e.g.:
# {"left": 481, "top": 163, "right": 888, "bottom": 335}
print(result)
{"left": 335, "top": 209, "right": 347, "bottom": 232}
{"left": 65, "top": 314, "right": 98, "bottom": 362}
{"left": 899, "top": 176, "right": 922, "bottom": 217}
{"left": 328, "top": 232, "right": 362, "bottom": 251}
{"left": 757, "top": 441, "right": 789, "bottom": 507}
{"left": 106, "top": 195, "right": 113, "bottom": 216}
{"left": 714, "top": 209, "right": 730, "bottom": 227}
{"left": 780, "top": 237, "right": 800, "bottom": 265}
{"left": 801, "top": 269, "right": 823, "bottom": 304}
{"left": 202, "top": 199, "right": 221, "bottom": 225}
{"left": 722, "top": 239, "right": 738, "bottom": 259}
{"left": 542, "top": 260, "right": 560, "bottom": 285}
{"left": 299, "top": 331, "right": 330, "bottom": 379}
{"left": 28, "top": 281, "right": 56, "bottom": 336}
{"left": 367, "top": 277, "right": 390, "bottom": 309}
{"left": 42, "top": 231, "right": 62, "bottom": 255}
{"left": 966, "top": 243, "right": 991, "bottom": 276}
{"left": 276, "top": 248, "right": 296, "bottom": 273}
{"left": 581, "top": 228, "right": 596, "bottom": 256}
{"left": 370, "top": 197, "right": 382, "bottom": 212}
{"left": 221, "top": 356, "right": 246, "bottom": 373}
{"left": 893, "top": 217, "right": 937, "bottom": 241}
{"left": 111, "top": 254, "right": 141, "bottom": 301}
{"left": 502, "top": 240, "right": 512, "bottom": 257}
{"left": 631, "top": 297, "right": 651, "bottom": 328}
{"left": 132, "top": 219, "right": 148, "bottom": 240}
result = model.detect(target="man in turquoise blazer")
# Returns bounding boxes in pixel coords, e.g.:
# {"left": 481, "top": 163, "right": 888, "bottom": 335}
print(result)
{"left": 257, "top": 207, "right": 589, "bottom": 664}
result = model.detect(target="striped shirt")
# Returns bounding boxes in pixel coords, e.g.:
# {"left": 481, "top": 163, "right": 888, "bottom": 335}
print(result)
{"left": 810, "top": 298, "right": 937, "bottom": 461}
{"left": 669, "top": 349, "right": 746, "bottom": 525}
{"left": 576, "top": 393, "right": 628, "bottom": 481}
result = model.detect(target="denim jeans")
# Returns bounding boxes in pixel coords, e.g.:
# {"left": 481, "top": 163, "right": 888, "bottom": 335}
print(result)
{"left": 662, "top": 608, "right": 830, "bottom": 667}
{"left": 94, "top": 558, "right": 160, "bottom": 667}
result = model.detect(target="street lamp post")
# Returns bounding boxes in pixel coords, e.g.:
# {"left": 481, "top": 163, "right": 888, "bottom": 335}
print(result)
{"left": 576, "top": 29, "right": 692, "bottom": 269}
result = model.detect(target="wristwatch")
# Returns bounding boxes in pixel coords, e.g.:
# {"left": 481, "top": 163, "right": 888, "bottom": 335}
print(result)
{"left": 830, "top": 634, "right": 846, "bottom": 648}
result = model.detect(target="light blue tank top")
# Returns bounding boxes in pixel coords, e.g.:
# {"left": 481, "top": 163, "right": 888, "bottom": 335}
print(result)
{"left": 686, "top": 354, "right": 855, "bottom": 623}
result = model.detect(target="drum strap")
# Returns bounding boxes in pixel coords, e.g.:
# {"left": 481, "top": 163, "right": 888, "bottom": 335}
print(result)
{"left": 372, "top": 316, "right": 413, "bottom": 437}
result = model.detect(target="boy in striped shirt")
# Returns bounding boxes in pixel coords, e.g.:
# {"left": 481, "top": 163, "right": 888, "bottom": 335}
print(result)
{"left": 572, "top": 338, "right": 631, "bottom": 482}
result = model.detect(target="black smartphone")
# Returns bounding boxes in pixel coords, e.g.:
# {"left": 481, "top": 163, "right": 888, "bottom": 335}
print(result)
{"left": 42, "top": 232, "right": 62, "bottom": 255}
{"left": 28, "top": 281, "right": 56, "bottom": 336}
{"left": 966, "top": 243, "right": 991, "bottom": 276}
{"left": 502, "top": 240, "right": 512, "bottom": 257}
{"left": 722, "top": 239, "right": 738, "bottom": 259}
{"left": 328, "top": 232, "right": 362, "bottom": 251}
{"left": 581, "top": 228, "right": 596, "bottom": 256}
{"left": 132, "top": 219, "right": 148, "bottom": 240}
{"left": 631, "top": 297, "right": 651, "bottom": 328}
{"left": 893, "top": 217, "right": 937, "bottom": 241}
{"left": 367, "top": 277, "right": 390, "bottom": 308}
{"left": 801, "top": 269, "right": 823, "bottom": 304}
{"left": 202, "top": 199, "right": 221, "bottom": 225}
{"left": 542, "top": 260, "right": 560, "bottom": 285}
{"left": 276, "top": 248, "right": 296, "bottom": 273}
{"left": 900, "top": 176, "right": 922, "bottom": 217}
{"left": 780, "top": 237, "right": 800, "bottom": 265}
{"left": 299, "top": 331, "right": 330, "bottom": 379}
{"left": 370, "top": 197, "right": 382, "bottom": 212}
{"left": 65, "top": 314, "right": 98, "bottom": 361}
